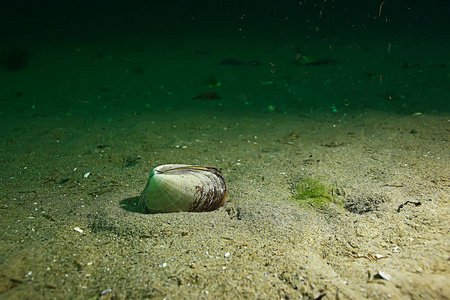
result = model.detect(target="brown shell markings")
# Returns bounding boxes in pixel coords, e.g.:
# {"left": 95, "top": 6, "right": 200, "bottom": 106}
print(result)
{"left": 138, "top": 164, "right": 227, "bottom": 213}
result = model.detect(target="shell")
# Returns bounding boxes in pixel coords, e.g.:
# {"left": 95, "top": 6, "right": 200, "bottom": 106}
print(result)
{"left": 138, "top": 164, "right": 227, "bottom": 213}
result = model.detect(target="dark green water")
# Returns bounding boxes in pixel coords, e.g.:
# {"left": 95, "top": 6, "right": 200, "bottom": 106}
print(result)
{"left": 1, "top": 0, "right": 449, "bottom": 119}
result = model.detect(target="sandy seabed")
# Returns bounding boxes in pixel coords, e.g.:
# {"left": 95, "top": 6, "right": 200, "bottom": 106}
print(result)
{"left": 0, "top": 109, "right": 449, "bottom": 299}
{"left": 0, "top": 23, "right": 449, "bottom": 298}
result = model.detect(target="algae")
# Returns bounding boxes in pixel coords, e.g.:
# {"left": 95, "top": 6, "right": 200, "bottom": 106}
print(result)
{"left": 293, "top": 177, "right": 343, "bottom": 209}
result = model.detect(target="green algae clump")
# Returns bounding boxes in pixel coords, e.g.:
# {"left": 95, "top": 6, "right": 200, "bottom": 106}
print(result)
{"left": 293, "top": 177, "right": 341, "bottom": 209}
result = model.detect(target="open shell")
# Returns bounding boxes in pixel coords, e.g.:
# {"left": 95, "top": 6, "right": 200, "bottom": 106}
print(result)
{"left": 138, "top": 164, "right": 227, "bottom": 213}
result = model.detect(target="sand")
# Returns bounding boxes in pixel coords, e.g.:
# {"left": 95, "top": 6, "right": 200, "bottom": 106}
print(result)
{"left": 1, "top": 109, "right": 449, "bottom": 299}
{"left": 0, "top": 28, "right": 449, "bottom": 299}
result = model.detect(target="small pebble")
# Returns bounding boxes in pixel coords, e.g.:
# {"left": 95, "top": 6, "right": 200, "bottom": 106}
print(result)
{"left": 101, "top": 288, "right": 112, "bottom": 295}
{"left": 375, "top": 270, "right": 391, "bottom": 281}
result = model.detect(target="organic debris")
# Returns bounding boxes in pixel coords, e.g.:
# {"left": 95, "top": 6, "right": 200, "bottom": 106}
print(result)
{"left": 397, "top": 200, "right": 422, "bottom": 212}
{"left": 192, "top": 92, "right": 222, "bottom": 100}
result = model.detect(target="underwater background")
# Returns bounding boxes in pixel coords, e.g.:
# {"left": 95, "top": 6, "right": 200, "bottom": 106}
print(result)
{"left": 1, "top": 1, "right": 449, "bottom": 299}
{"left": 1, "top": 0, "right": 449, "bottom": 118}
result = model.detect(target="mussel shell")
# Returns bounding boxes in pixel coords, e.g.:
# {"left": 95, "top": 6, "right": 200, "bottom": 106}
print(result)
{"left": 138, "top": 164, "right": 227, "bottom": 213}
